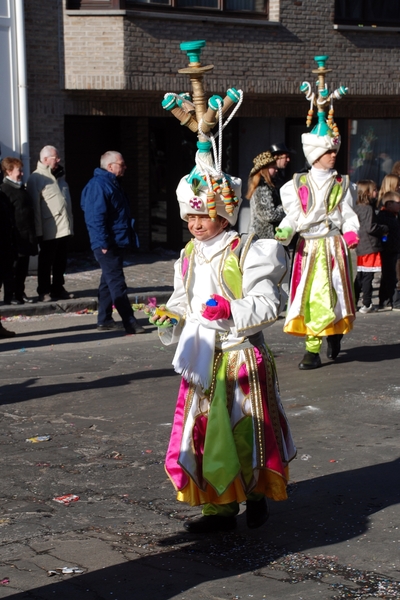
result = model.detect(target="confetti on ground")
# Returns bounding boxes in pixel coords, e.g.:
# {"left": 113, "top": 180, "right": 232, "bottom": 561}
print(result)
{"left": 53, "top": 494, "right": 80, "bottom": 506}
{"left": 26, "top": 435, "right": 51, "bottom": 443}
{"left": 47, "top": 567, "right": 85, "bottom": 576}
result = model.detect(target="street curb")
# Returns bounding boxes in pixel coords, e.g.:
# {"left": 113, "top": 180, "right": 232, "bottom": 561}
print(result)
{"left": 0, "top": 291, "right": 173, "bottom": 318}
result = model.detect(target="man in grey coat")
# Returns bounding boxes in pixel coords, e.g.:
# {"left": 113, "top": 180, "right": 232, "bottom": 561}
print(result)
{"left": 27, "top": 146, "right": 74, "bottom": 302}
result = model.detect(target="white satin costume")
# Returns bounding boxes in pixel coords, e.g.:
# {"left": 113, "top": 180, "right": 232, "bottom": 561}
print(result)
{"left": 160, "top": 230, "right": 296, "bottom": 508}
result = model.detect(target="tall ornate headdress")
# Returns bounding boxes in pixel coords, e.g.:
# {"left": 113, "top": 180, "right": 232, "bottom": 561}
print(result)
{"left": 299, "top": 55, "right": 349, "bottom": 165}
{"left": 162, "top": 40, "right": 243, "bottom": 223}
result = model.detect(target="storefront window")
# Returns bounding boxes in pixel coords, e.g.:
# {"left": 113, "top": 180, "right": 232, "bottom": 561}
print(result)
{"left": 349, "top": 119, "right": 400, "bottom": 185}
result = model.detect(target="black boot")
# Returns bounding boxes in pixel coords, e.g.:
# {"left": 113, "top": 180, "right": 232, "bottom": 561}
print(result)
{"left": 246, "top": 497, "right": 269, "bottom": 529}
{"left": 326, "top": 334, "right": 343, "bottom": 360}
{"left": 298, "top": 351, "right": 321, "bottom": 370}
{"left": 184, "top": 514, "right": 237, "bottom": 534}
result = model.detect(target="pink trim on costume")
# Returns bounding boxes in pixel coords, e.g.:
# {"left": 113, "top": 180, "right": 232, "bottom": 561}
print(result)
{"left": 238, "top": 361, "right": 250, "bottom": 395}
{"left": 340, "top": 238, "right": 356, "bottom": 312}
{"left": 231, "top": 238, "right": 239, "bottom": 251}
{"left": 254, "top": 348, "right": 286, "bottom": 475}
{"left": 165, "top": 378, "right": 190, "bottom": 490}
{"left": 182, "top": 257, "right": 189, "bottom": 278}
{"left": 298, "top": 185, "right": 309, "bottom": 213}
{"left": 290, "top": 239, "right": 305, "bottom": 302}
{"left": 192, "top": 414, "right": 207, "bottom": 487}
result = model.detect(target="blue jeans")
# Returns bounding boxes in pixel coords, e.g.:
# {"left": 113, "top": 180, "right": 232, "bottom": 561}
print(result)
{"left": 93, "top": 247, "right": 134, "bottom": 328}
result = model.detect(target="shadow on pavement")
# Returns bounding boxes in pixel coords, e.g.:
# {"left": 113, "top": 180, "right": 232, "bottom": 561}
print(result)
{"left": 0, "top": 368, "right": 178, "bottom": 406}
{"left": 6, "top": 458, "right": 400, "bottom": 599}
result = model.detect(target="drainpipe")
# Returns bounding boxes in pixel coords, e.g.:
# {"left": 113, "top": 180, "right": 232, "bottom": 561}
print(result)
{"left": 15, "top": 0, "right": 30, "bottom": 177}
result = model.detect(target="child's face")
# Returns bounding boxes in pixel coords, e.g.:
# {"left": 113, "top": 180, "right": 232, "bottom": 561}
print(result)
{"left": 187, "top": 214, "right": 229, "bottom": 242}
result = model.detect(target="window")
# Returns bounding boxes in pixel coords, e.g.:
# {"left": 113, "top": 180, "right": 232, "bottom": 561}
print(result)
{"left": 67, "top": 0, "right": 125, "bottom": 8}
{"left": 127, "top": 0, "right": 267, "bottom": 12}
{"left": 349, "top": 119, "right": 400, "bottom": 185}
{"left": 335, "top": 0, "right": 400, "bottom": 27}
{"left": 67, "top": 0, "right": 270, "bottom": 17}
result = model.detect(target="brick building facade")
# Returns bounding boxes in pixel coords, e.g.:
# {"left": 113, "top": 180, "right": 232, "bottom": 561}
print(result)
{"left": 24, "top": 0, "right": 400, "bottom": 250}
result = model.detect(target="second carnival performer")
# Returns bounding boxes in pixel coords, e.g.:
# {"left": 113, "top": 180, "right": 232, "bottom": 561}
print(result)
{"left": 151, "top": 40, "right": 296, "bottom": 534}
{"left": 275, "top": 56, "right": 359, "bottom": 370}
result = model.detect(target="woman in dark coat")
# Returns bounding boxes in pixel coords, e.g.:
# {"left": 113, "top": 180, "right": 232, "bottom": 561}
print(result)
{"left": 246, "top": 151, "right": 285, "bottom": 240}
{"left": 1, "top": 157, "right": 37, "bottom": 304}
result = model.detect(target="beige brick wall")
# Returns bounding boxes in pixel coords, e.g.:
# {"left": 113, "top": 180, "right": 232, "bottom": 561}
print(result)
{"left": 64, "top": 13, "right": 125, "bottom": 89}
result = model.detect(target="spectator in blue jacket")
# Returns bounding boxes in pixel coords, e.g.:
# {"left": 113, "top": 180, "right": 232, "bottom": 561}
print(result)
{"left": 81, "top": 151, "right": 144, "bottom": 335}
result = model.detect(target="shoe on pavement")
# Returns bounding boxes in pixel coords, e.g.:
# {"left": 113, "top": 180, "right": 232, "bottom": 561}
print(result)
{"left": 359, "top": 304, "right": 376, "bottom": 314}
{"left": 0, "top": 323, "right": 16, "bottom": 338}
{"left": 125, "top": 318, "right": 145, "bottom": 335}
{"left": 184, "top": 515, "right": 237, "bottom": 534}
{"left": 298, "top": 351, "right": 322, "bottom": 370}
{"left": 51, "top": 289, "right": 75, "bottom": 300}
{"left": 23, "top": 294, "right": 34, "bottom": 303}
{"left": 246, "top": 497, "right": 269, "bottom": 529}
{"left": 326, "top": 334, "right": 343, "bottom": 360}
{"left": 377, "top": 301, "right": 393, "bottom": 311}
{"left": 38, "top": 294, "right": 52, "bottom": 302}
{"left": 97, "top": 321, "right": 120, "bottom": 331}
{"left": 11, "top": 297, "right": 24, "bottom": 305}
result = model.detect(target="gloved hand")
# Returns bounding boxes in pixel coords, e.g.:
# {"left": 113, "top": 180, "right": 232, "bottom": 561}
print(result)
{"left": 343, "top": 231, "right": 359, "bottom": 249}
{"left": 144, "top": 303, "right": 174, "bottom": 328}
{"left": 275, "top": 226, "right": 293, "bottom": 241}
{"left": 202, "top": 294, "right": 231, "bottom": 321}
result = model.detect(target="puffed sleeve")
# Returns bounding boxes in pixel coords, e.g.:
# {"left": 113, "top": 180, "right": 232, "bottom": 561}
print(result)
{"left": 230, "top": 239, "right": 289, "bottom": 337}
{"left": 275, "top": 180, "right": 301, "bottom": 245}
{"left": 340, "top": 184, "right": 360, "bottom": 236}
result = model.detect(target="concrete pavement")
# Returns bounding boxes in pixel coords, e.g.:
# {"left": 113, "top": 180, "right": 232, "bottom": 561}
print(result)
{"left": 0, "top": 251, "right": 178, "bottom": 319}
{"left": 0, "top": 303, "right": 399, "bottom": 599}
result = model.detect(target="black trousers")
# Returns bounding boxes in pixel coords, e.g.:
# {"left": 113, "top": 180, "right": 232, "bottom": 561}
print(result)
{"left": 0, "top": 254, "right": 14, "bottom": 302}
{"left": 14, "top": 255, "right": 31, "bottom": 300}
{"left": 379, "top": 252, "right": 398, "bottom": 306}
{"left": 354, "top": 271, "right": 374, "bottom": 307}
{"left": 37, "top": 236, "right": 69, "bottom": 296}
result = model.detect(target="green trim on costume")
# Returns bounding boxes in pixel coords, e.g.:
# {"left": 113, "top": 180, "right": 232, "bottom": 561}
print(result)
{"left": 203, "top": 352, "right": 241, "bottom": 495}
{"left": 233, "top": 416, "right": 254, "bottom": 487}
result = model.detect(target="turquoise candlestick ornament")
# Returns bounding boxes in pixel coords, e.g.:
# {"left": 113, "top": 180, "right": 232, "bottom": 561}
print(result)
{"left": 300, "top": 55, "right": 348, "bottom": 137}
{"left": 161, "top": 40, "right": 243, "bottom": 221}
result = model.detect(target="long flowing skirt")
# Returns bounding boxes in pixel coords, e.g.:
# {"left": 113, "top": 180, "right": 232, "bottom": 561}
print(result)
{"left": 165, "top": 344, "right": 296, "bottom": 507}
{"left": 284, "top": 235, "right": 356, "bottom": 337}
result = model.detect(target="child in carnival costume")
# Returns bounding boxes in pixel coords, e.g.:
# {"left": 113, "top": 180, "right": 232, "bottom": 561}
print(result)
{"left": 275, "top": 112, "right": 359, "bottom": 370}
{"left": 151, "top": 146, "right": 296, "bottom": 534}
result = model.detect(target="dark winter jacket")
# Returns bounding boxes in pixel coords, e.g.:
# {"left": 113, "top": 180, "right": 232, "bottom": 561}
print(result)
{"left": 249, "top": 182, "right": 285, "bottom": 240}
{"left": 81, "top": 168, "right": 134, "bottom": 251}
{"left": 376, "top": 208, "right": 400, "bottom": 254}
{"left": 1, "top": 178, "right": 38, "bottom": 256}
{"left": 354, "top": 204, "right": 388, "bottom": 256}
{"left": 0, "top": 191, "right": 17, "bottom": 261}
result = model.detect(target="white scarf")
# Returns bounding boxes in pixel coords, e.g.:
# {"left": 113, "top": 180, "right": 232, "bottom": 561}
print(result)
{"left": 171, "top": 230, "right": 237, "bottom": 389}
{"left": 172, "top": 319, "right": 216, "bottom": 390}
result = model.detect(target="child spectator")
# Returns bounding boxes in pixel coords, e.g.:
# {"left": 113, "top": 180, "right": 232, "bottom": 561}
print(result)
{"left": 150, "top": 164, "right": 296, "bottom": 534}
{"left": 354, "top": 180, "right": 388, "bottom": 314}
{"left": 376, "top": 191, "right": 400, "bottom": 310}
{"left": 377, "top": 174, "right": 400, "bottom": 208}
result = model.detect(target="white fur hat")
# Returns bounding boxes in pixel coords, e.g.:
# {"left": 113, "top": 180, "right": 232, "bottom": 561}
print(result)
{"left": 302, "top": 131, "right": 341, "bottom": 166}
{"left": 176, "top": 175, "right": 242, "bottom": 226}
